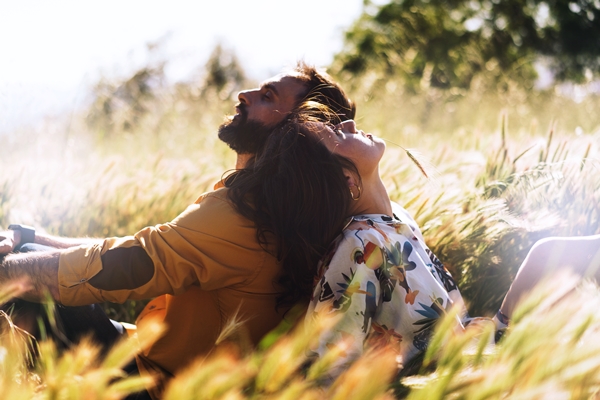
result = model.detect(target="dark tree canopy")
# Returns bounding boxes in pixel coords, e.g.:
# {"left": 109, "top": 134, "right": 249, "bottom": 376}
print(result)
{"left": 333, "top": 0, "right": 600, "bottom": 91}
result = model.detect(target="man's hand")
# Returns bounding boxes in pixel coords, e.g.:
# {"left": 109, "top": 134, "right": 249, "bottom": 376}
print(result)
{"left": 0, "top": 230, "right": 21, "bottom": 254}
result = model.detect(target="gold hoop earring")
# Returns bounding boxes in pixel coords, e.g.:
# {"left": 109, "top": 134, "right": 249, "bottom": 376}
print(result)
{"left": 349, "top": 184, "right": 362, "bottom": 201}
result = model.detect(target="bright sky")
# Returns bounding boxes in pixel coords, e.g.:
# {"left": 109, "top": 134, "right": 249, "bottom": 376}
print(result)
{"left": 0, "top": 0, "right": 364, "bottom": 133}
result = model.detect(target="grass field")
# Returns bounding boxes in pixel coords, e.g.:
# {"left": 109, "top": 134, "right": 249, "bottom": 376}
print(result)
{"left": 1, "top": 67, "right": 599, "bottom": 398}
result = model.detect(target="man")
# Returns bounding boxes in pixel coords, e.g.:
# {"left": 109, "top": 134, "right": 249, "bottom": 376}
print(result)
{"left": 0, "top": 62, "right": 354, "bottom": 399}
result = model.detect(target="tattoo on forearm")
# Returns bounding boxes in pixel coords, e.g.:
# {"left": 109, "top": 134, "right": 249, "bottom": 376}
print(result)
{"left": 0, "top": 251, "right": 61, "bottom": 302}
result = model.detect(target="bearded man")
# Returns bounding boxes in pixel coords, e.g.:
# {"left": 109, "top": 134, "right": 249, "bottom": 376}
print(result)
{"left": 0, "top": 62, "right": 354, "bottom": 399}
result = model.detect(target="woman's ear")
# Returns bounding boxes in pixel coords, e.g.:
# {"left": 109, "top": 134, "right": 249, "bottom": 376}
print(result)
{"left": 344, "top": 170, "right": 359, "bottom": 187}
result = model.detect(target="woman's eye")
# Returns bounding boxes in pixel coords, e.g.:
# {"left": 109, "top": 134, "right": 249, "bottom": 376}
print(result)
{"left": 326, "top": 124, "right": 341, "bottom": 136}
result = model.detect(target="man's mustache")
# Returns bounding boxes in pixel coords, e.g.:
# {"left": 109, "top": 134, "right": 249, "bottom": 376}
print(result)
{"left": 236, "top": 103, "right": 248, "bottom": 121}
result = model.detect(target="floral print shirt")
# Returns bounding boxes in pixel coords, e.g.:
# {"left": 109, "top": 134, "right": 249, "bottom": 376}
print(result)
{"left": 306, "top": 203, "right": 467, "bottom": 379}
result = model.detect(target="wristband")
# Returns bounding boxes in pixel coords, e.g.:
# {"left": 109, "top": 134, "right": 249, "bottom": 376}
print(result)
{"left": 8, "top": 224, "right": 36, "bottom": 245}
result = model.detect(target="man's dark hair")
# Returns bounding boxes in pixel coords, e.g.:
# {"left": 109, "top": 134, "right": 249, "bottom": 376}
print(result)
{"left": 224, "top": 112, "right": 359, "bottom": 309}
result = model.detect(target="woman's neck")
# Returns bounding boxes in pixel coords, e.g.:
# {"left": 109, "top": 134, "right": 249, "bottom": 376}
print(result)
{"left": 349, "top": 172, "right": 393, "bottom": 217}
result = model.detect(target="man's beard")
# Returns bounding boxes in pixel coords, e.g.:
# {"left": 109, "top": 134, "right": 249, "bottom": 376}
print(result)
{"left": 218, "top": 107, "right": 275, "bottom": 154}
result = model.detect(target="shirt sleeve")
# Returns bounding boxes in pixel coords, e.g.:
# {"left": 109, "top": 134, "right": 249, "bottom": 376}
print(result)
{"left": 306, "top": 232, "right": 380, "bottom": 382}
{"left": 58, "top": 189, "right": 265, "bottom": 306}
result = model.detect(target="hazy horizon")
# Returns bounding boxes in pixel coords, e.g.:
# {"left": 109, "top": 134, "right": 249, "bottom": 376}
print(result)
{"left": 0, "top": 0, "right": 363, "bottom": 134}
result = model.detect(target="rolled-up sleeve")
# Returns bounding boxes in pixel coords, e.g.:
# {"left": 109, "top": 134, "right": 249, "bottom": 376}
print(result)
{"left": 58, "top": 189, "right": 264, "bottom": 306}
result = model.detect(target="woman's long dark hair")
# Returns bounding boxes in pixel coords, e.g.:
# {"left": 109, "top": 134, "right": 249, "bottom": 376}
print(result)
{"left": 224, "top": 113, "right": 359, "bottom": 309}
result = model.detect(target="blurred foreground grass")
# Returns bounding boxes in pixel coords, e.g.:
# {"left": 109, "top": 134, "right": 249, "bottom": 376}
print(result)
{"left": 0, "top": 66, "right": 599, "bottom": 397}
{"left": 2, "top": 266, "right": 600, "bottom": 398}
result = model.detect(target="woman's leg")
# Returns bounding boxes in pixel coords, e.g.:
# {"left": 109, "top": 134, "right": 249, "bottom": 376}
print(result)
{"left": 499, "top": 234, "right": 600, "bottom": 319}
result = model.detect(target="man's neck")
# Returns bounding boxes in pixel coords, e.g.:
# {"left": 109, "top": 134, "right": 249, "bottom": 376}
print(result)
{"left": 235, "top": 153, "right": 253, "bottom": 169}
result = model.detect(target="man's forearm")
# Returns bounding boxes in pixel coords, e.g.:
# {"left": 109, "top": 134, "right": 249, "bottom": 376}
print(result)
{"left": 35, "top": 232, "right": 101, "bottom": 249}
{"left": 0, "top": 251, "right": 61, "bottom": 303}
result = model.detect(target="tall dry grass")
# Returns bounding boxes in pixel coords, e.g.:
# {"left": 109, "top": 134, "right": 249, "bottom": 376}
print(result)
{"left": 2, "top": 271, "right": 600, "bottom": 398}
{"left": 1, "top": 62, "right": 599, "bottom": 397}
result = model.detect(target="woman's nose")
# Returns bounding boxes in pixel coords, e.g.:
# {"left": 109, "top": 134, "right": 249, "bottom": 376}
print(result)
{"left": 337, "top": 120, "right": 357, "bottom": 134}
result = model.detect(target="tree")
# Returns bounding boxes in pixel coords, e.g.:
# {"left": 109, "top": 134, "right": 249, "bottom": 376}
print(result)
{"left": 87, "top": 64, "right": 166, "bottom": 134}
{"left": 201, "top": 44, "right": 247, "bottom": 101}
{"left": 332, "top": 0, "right": 600, "bottom": 92}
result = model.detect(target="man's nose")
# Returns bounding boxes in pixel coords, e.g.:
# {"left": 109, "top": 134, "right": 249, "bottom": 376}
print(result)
{"left": 238, "top": 89, "right": 253, "bottom": 104}
{"left": 337, "top": 120, "right": 357, "bottom": 134}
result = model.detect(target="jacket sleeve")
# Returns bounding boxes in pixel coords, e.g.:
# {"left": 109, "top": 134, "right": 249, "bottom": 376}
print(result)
{"left": 58, "top": 189, "right": 266, "bottom": 306}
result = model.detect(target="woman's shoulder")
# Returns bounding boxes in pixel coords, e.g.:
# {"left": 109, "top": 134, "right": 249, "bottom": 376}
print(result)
{"left": 390, "top": 202, "right": 416, "bottom": 224}
{"left": 342, "top": 214, "right": 400, "bottom": 250}
{"left": 391, "top": 202, "right": 426, "bottom": 243}
{"left": 318, "top": 217, "right": 391, "bottom": 267}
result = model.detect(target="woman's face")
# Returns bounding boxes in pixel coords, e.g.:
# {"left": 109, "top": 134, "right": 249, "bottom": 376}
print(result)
{"left": 312, "top": 120, "right": 386, "bottom": 177}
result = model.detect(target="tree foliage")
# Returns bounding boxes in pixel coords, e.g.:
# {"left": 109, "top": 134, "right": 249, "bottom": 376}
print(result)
{"left": 201, "top": 44, "right": 247, "bottom": 100}
{"left": 86, "top": 43, "right": 249, "bottom": 137}
{"left": 87, "top": 64, "right": 166, "bottom": 134}
{"left": 333, "top": 0, "right": 600, "bottom": 91}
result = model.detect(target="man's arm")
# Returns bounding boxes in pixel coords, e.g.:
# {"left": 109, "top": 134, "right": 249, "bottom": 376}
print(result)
{"left": 0, "top": 250, "right": 61, "bottom": 302}
{"left": 35, "top": 232, "right": 101, "bottom": 249}
{"left": 0, "top": 229, "right": 100, "bottom": 254}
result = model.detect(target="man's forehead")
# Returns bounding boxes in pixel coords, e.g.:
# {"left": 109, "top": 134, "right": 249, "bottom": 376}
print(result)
{"left": 260, "top": 73, "right": 304, "bottom": 96}
{"left": 261, "top": 72, "right": 299, "bottom": 84}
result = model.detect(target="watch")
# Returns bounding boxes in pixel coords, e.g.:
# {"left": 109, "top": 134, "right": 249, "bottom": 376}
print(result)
{"left": 8, "top": 224, "right": 36, "bottom": 245}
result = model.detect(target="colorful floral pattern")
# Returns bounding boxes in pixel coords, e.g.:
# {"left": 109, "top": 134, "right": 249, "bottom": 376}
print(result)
{"left": 306, "top": 204, "right": 467, "bottom": 380}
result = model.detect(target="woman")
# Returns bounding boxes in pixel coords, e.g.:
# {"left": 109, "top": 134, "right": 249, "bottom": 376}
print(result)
{"left": 303, "top": 119, "right": 600, "bottom": 380}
